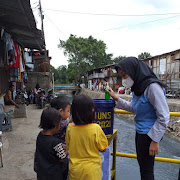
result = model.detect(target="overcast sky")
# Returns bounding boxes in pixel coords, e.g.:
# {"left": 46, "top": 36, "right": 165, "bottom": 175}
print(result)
{"left": 31, "top": 0, "right": 180, "bottom": 68}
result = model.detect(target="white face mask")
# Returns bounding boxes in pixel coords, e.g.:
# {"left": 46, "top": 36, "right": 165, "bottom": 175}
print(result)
{"left": 122, "top": 76, "right": 134, "bottom": 88}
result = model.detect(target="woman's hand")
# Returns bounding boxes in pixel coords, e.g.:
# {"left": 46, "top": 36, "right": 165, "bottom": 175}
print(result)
{"left": 106, "top": 88, "right": 119, "bottom": 101}
{"left": 149, "top": 141, "right": 159, "bottom": 156}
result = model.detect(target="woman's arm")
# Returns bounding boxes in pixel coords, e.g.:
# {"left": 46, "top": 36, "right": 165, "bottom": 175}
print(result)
{"left": 108, "top": 88, "right": 134, "bottom": 113}
{"left": 145, "top": 83, "right": 170, "bottom": 156}
{"left": 145, "top": 83, "right": 170, "bottom": 143}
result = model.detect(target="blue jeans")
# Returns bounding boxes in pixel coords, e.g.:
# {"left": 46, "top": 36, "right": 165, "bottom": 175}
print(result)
{"left": 135, "top": 132, "right": 155, "bottom": 180}
{"left": 29, "top": 94, "right": 34, "bottom": 103}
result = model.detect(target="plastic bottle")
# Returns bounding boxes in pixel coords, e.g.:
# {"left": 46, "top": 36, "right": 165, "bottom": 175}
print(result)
{"left": 105, "top": 82, "right": 110, "bottom": 100}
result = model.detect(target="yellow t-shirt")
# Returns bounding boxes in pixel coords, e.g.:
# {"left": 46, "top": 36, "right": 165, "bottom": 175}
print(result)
{"left": 66, "top": 123, "right": 108, "bottom": 180}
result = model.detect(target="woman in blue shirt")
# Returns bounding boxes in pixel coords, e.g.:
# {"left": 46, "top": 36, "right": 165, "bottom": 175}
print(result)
{"left": 108, "top": 57, "right": 170, "bottom": 180}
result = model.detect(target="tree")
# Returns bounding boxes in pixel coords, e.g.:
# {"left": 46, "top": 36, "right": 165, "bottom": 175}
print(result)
{"left": 66, "top": 63, "right": 76, "bottom": 84}
{"left": 112, "top": 56, "right": 126, "bottom": 64}
{"left": 56, "top": 65, "right": 67, "bottom": 84}
{"left": 58, "top": 34, "right": 112, "bottom": 85}
{"left": 84, "top": 35, "right": 113, "bottom": 67}
{"left": 50, "top": 65, "right": 59, "bottom": 83}
{"left": 138, "top": 52, "right": 151, "bottom": 60}
{"left": 50, "top": 65, "right": 68, "bottom": 84}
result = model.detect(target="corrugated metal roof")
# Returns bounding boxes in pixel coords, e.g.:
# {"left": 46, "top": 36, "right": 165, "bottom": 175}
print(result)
{"left": 142, "top": 49, "right": 180, "bottom": 61}
{"left": 0, "top": 0, "right": 45, "bottom": 50}
{"left": 87, "top": 63, "right": 116, "bottom": 73}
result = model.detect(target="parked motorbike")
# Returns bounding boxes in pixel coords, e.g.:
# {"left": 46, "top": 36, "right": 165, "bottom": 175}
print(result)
{"left": 37, "top": 88, "right": 47, "bottom": 109}
{"left": 166, "top": 89, "right": 180, "bottom": 99}
{"left": 47, "top": 89, "right": 54, "bottom": 104}
{"left": 15, "top": 89, "right": 29, "bottom": 106}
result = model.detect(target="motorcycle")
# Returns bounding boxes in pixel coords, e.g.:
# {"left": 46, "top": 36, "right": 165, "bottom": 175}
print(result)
{"left": 37, "top": 88, "right": 47, "bottom": 109}
{"left": 15, "top": 89, "right": 29, "bottom": 106}
{"left": 47, "top": 89, "right": 54, "bottom": 104}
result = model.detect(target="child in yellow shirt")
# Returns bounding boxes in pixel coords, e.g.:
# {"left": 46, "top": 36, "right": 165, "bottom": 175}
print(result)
{"left": 66, "top": 94, "right": 108, "bottom": 180}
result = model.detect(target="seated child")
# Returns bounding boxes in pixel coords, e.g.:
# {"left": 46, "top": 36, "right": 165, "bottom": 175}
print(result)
{"left": 51, "top": 96, "right": 71, "bottom": 179}
{"left": 29, "top": 87, "right": 35, "bottom": 104}
{"left": 66, "top": 94, "right": 108, "bottom": 180}
{"left": 34, "top": 107, "right": 68, "bottom": 180}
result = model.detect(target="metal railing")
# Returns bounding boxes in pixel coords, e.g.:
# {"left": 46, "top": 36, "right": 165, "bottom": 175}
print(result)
{"left": 110, "top": 152, "right": 180, "bottom": 164}
{"left": 112, "top": 108, "right": 180, "bottom": 179}
{"left": 114, "top": 109, "right": 180, "bottom": 117}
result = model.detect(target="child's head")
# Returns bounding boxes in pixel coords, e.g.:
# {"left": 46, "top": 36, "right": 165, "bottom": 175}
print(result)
{"left": 72, "top": 94, "right": 94, "bottom": 125}
{"left": 39, "top": 107, "right": 62, "bottom": 133}
{"left": 50, "top": 96, "right": 71, "bottom": 120}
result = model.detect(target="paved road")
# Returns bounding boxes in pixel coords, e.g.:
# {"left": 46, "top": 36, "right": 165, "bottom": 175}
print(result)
{"left": 113, "top": 115, "right": 180, "bottom": 180}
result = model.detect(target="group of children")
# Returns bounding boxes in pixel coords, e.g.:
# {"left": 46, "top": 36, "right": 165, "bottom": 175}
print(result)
{"left": 34, "top": 94, "right": 108, "bottom": 180}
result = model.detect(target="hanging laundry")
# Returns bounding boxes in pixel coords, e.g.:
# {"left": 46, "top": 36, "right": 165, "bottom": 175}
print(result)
{"left": 18, "top": 46, "right": 24, "bottom": 72}
{"left": 0, "top": 40, "right": 4, "bottom": 67}
{"left": 1, "top": 29, "right": 17, "bottom": 68}
{"left": 14, "top": 43, "right": 20, "bottom": 69}
{"left": 1, "top": 28, "right": 13, "bottom": 51}
{"left": 23, "top": 72, "right": 28, "bottom": 83}
{"left": 25, "top": 51, "right": 34, "bottom": 70}
{"left": 8, "top": 49, "right": 16, "bottom": 67}
{"left": 9, "top": 67, "right": 18, "bottom": 82}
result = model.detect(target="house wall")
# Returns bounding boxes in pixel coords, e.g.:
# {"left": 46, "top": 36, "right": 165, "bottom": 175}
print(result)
{"left": 87, "top": 65, "right": 118, "bottom": 91}
{"left": 0, "top": 68, "right": 9, "bottom": 94}
{"left": 25, "top": 72, "right": 52, "bottom": 92}
{"left": 144, "top": 51, "right": 180, "bottom": 90}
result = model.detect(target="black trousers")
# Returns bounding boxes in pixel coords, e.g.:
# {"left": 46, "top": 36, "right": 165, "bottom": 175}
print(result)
{"left": 135, "top": 132, "right": 155, "bottom": 180}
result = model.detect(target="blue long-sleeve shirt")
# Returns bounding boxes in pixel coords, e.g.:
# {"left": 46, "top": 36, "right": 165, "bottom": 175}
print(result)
{"left": 116, "top": 83, "right": 170, "bottom": 143}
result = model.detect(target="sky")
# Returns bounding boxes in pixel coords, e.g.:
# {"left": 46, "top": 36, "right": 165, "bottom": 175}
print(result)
{"left": 31, "top": 0, "right": 180, "bottom": 68}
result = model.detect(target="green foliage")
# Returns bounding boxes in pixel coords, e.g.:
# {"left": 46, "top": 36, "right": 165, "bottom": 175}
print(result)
{"left": 57, "top": 65, "right": 67, "bottom": 84}
{"left": 112, "top": 56, "right": 126, "bottom": 64}
{"left": 50, "top": 65, "right": 68, "bottom": 84}
{"left": 138, "top": 52, "right": 151, "bottom": 60}
{"left": 50, "top": 65, "right": 58, "bottom": 82}
{"left": 58, "top": 34, "right": 113, "bottom": 85}
{"left": 66, "top": 63, "right": 76, "bottom": 84}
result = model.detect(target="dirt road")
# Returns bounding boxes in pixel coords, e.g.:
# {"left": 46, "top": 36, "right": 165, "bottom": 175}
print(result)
{"left": 0, "top": 100, "right": 179, "bottom": 180}
{"left": 0, "top": 105, "right": 43, "bottom": 180}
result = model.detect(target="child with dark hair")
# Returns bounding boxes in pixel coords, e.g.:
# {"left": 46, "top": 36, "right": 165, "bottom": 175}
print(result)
{"left": 51, "top": 96, "right": 71, "bottom": 144}
{"left": 34, "top": 108, "right": 68, "bottom": 180}
{"left": 50, "top": 96, "right": 71, "bottom": 179}
{"left": 66, "top": 94, "right": 108, "bottom": 180}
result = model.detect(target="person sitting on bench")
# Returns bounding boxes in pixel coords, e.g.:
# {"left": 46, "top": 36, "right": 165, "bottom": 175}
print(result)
{"left": 4, "top": 84, "right": 19, "bottom": 108}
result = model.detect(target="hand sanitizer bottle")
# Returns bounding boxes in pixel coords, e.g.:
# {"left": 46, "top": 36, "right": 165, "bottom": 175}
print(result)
{"left": 105, "top": 82, "right": 110, "bottom": 100}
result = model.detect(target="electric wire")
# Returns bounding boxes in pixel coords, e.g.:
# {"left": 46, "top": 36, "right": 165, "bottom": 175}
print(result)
{"left": 104, "top": 15, "right": 180, "bottom": 31}
{"left": 43, "top": 8, "right": 180, "bottom": 32}
{"left": 43, "top": 12, "right": 67, "bottom": 37}
{"left": 43, "top": 8, "right": 180, "bottom": 17}
{"left": 42, "top": 8, "right": 180, "bottom": 32}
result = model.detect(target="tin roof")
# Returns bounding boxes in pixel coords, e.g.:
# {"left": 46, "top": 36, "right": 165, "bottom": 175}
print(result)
{"left": 142, "top": 49, "right": 180, "bottom": 61}
{"left": 0, "top": 0, "right": 45, "bottom": 50}
{"left": 87, "top": 63, "right": 116, "bottom": 73}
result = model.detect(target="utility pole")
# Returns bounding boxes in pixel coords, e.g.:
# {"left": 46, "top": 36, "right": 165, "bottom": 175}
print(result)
{"left": 39, "top": 0, "right": 50, "bottom": 72}
{"left": 39, "top": 0, "right": 45, "bottom": 42}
